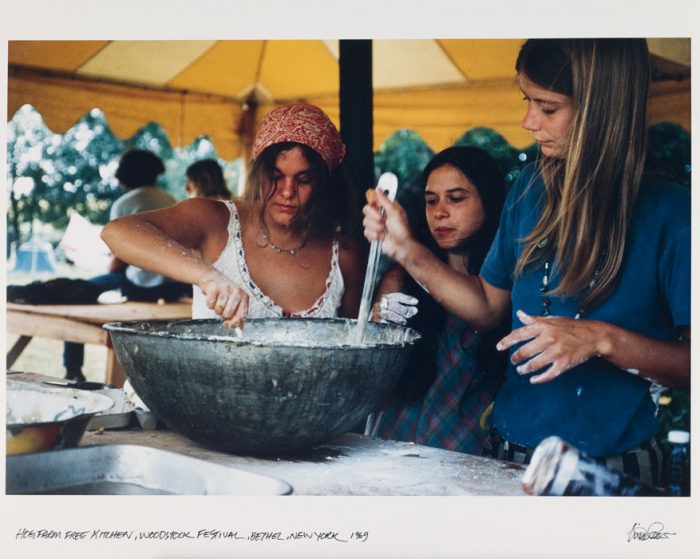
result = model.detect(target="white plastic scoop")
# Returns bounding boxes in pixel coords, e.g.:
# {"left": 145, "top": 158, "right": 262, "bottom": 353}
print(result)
{"left": 351, "top": 172, "right": 399, "bottom": 344}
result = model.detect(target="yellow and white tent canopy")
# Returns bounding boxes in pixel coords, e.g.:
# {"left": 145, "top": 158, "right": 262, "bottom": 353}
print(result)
{"left": 8, "top": 39, "right": 691, "bottom": 160}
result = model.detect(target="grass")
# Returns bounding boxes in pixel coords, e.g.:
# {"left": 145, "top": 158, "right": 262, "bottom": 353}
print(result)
{"left": 7, "top": 335, "right": 108, "bottom": 382}
{"left": 6, "top": 260, "right": 109, "bottom": 383}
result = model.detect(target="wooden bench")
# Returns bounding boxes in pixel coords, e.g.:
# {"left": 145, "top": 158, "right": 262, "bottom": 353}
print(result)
{"left": 6, "top": 300, "right": 192, "bottom": 387}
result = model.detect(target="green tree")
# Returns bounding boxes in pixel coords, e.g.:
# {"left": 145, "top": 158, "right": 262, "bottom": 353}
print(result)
{"left": 163, "top": 135, "right": 222, "bottom": 200}
{"left": 50, "top": 109, "right": 125, "bottom": 226}
{"left": 374, "top": 129, "right": 435, "bottom": 227}
{"left": 455, "top": 127, "right": 538, "bottom": 190}
{"left": 126, "top": 127, "right": 240, "bottom": 200}
{"left": 6, "top": 105, "right": 245, "bottom": 253}
{"left": 6, "top": 105, "right": 62, "bottom": 246}
{"left": 127, "top": 122, "right": 174, "bottom": 159}
{"left": 646, "top": 122, "right": 691, "bottom": 185}
{"left": 372, "top": 130, "right": 435, "bottom": 280}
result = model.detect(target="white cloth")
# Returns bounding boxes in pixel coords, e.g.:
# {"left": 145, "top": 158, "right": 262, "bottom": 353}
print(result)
{"left": 110, "top": 186, "right": 177, "bottom": 287}
{"left": 191, "top": 201, "right": 345, "bottom": 319}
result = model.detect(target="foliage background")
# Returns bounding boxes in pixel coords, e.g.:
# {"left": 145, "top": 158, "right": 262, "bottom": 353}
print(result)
{"left": 6, "top": 106, "right": 242, "bottom": 249}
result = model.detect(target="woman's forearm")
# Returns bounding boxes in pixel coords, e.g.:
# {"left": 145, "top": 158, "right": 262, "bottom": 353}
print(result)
{"left": 396, "top": 238, "right": 508, "bottom": 332}
{"left": 101, "top": 215, "right": 213, "bottom": 288}
{"left": 364, "top": 188, "right": 509, "bottom": 331}
{"left": 373, "top": 265, "right": 406, "bottom": 301}
{"left": 501, "top": 312, "right": 689, "bottom": 388}
{"left": 108, "top": 255, "right": 126, "bottom": 273}
{"left": 597, "top": 323, "right": 690, "bottom": 389}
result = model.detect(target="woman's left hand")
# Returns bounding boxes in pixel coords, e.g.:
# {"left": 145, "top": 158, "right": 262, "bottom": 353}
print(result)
{"left": 373, "top": 292, "right": 419, "bottom": 325}
{"left": 496, "top": 309, "right": 605, "bottom": 384}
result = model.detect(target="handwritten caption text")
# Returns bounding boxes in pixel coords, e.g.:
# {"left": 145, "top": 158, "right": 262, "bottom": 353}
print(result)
{"left": 15, "top": 528, "right": 369, "bottom": 544}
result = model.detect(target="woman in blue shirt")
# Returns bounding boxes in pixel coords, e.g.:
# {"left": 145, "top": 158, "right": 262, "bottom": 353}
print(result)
{"left": 362, "top": 39, "right": 690, "bottom": 487}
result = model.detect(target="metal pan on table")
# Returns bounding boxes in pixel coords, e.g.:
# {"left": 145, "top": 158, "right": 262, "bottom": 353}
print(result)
{"left": 6, "top": 379, "right": 114, "bottom": 455}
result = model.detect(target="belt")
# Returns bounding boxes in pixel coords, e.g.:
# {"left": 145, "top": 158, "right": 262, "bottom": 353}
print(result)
{"left": 490, "top": 432, "right": 535, "bottom": 464}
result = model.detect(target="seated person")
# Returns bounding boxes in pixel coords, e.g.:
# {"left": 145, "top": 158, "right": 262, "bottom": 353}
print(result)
{"left": 185, "top": 158, "right": 233, "bottom": 200}
{"left": 64, "top": 149, "right": 189, "bottom": 381}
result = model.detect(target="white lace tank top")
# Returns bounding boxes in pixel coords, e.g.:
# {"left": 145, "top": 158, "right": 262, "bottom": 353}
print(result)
{"left": 191, "top": 201, "right": 345, "bottom": 319}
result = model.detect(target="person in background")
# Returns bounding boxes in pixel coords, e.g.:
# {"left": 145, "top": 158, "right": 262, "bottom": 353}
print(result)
{"left": 185, "top": 158, "right": 233, "bottom": 200}
{"left": 366, "top": 146, "right": 508, "bottom": 456}
{"left": 363, "top": 39, "right": 690, "bottom": 487}
{"left": 63, "top": 149, "right": 189, "bottom": 381}
{"left": 102, "top": 103, "right": 364, "bottom": 326}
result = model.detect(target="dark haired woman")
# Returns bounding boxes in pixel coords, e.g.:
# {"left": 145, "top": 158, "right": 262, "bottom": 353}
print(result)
{"left": 102, "top": 104, "right": 363, "bottom": 326}
{"left": 185, "top": 158, "right": 233, "bottom": 200}
{"left": 365, "top": 146, "right": 508, "bottom": 455}
{"left": 363, "top": 39, "right": 689, "bottom": 487}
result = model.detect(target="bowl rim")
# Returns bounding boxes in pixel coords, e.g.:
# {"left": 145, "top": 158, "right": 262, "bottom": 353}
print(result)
{"left": 103, "top": 317, "right": 422, "bottom": 349}
{"left": 6, "top": 380, "right": 115, "bottom": 428}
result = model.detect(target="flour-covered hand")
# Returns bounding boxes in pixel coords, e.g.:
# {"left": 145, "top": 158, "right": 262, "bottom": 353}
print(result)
{"left": 376, "top": 292, "right": 419, "bottom": 325}
{"left": 496, "top": 309, "right": 606, "bottom": 384}
{"left": 199, "top": 268, "right": 249, "bottom": 328}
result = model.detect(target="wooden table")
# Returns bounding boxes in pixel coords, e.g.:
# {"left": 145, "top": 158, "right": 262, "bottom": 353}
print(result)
{"left": 10, "top": 372, "right": 527, "bottom": 495}
{"left": 82, "top": 429, "right": 527, "bottom": 496}
{"left": 6, "top": 300, "right": 192, "bottom": 386}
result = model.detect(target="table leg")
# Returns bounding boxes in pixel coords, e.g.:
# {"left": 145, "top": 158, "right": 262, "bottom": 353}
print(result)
{"left": 105, "top": 349, "right": 126, "bottom": 387}
{"left": 7, "top": 335, "right": 33, "bottom": 369}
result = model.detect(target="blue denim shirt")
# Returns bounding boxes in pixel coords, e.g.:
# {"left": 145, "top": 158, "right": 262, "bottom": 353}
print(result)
{"left": 481, "top": 165, "right": 690, "bottom": 457}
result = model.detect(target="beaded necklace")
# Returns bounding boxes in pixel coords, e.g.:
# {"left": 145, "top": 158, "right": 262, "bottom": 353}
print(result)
{"left": 257, "top": 219, "right": 308, "bottom": 256}
{"left": 537, "top": 238, "right": 603, "bottom": 319}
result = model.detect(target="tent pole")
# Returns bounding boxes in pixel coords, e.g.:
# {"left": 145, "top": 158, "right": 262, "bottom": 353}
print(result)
{"left": 236, "top": 97, "right": 258, "bottom": 195}
{"left": 339, "top": 39, "right": 373, "bottom": 237}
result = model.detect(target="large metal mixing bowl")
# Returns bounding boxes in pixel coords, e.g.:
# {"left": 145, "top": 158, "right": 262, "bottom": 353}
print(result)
{"left": 104, "top": 318, "right": 420, "bottom": 455}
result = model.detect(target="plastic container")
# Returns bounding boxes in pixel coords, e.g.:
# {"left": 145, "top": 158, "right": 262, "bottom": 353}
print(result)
{"left": 665, "top": 430, "right": 690, "bottom": 496}
{"left": 522, "top": 436, "right": 664, "bottom": 496}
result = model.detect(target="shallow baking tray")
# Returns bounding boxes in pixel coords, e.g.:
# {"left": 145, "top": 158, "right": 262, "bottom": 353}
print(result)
{"left": 6, "top": 444, "right": 293, "bottom": 495}
{"left": 86, "top": 388, "right": 135, "bottom": 430}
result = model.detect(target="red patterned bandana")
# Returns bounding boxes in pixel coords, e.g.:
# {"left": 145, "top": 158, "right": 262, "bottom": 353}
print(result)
{"left": 252, "top": 103, "right": 346, "bottom": 171}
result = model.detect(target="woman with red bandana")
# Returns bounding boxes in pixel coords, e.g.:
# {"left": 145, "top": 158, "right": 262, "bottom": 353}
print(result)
{"left": 102, "top": 104, "right": 364, "bottom": 325}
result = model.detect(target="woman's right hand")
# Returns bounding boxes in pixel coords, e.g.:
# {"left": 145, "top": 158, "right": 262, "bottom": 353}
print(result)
{"left": 198, "top": 268, "right": 249, "bottom": 328}
{"left": 362, "top": 188, "right": 412, "bottom": 261}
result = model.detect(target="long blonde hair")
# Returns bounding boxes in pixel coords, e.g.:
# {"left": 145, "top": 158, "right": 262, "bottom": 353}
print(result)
{"left": 515, "top": 39, "right": 650, "bottom": 311}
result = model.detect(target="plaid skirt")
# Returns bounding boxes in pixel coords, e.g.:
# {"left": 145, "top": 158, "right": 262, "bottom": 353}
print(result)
{"left": 366, "top": 315, "right": 500, "bottom": 455}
